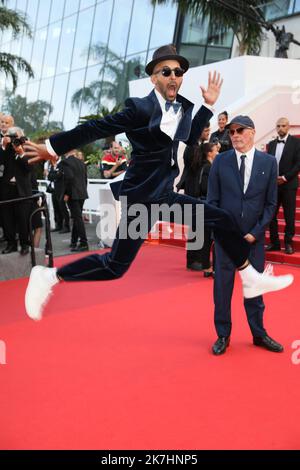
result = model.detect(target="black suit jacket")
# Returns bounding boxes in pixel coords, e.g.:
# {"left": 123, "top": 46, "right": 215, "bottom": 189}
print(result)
{"left": 0, "top": 146, "right": 32, "bottom": 198}
{"left": 62, "top": 155, "right": 88, "bottom": 200}
{"left": 267, "top": 134, "right": 300, "bottom": 189}
{"left": 49, "top": 90, "right": 212, "bottom": 203}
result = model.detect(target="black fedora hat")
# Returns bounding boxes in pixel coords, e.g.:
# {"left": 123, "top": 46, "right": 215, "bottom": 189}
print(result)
{"left": 145, "top": 44, "right": 189, "bottom": 76}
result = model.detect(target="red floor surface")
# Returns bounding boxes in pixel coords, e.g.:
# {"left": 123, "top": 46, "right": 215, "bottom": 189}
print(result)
{"left": 0, "top": 244, "right": 299, "bottom": 450}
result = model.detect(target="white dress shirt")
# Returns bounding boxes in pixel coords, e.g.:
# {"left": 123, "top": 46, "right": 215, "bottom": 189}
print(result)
{"left": 154, "top": 89, "right": 183, "bottom": 140}
{"left": 275, "top": 134, "right": 288, "bottom": 167}
{"left": 235, "top": 146, "right": 255, "bottom": 193}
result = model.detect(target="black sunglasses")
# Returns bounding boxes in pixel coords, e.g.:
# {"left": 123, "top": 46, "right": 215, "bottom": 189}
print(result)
{"left": 229, "top": 127, "right": 251, "bottom": 136}
{"left": 154, "top": 66, "right": 185, "bottom": 77}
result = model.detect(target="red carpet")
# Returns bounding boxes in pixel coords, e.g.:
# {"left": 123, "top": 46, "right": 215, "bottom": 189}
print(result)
{"left": 0, "top": 244, "right": 299, "bottom": 450}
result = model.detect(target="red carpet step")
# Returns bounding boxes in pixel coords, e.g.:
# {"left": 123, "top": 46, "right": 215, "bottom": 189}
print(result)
{"left": 148, "top": 222, "right": 300, "bottom": 266}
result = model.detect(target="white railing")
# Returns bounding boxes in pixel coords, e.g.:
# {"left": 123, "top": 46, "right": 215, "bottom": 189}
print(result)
{"left": 37, "top": 178, "right": 120, "bottom": 247}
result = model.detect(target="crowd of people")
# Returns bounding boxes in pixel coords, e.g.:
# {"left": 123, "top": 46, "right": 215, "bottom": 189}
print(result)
{"left": 0, "top": 110, "right": 130, "bottom": 256}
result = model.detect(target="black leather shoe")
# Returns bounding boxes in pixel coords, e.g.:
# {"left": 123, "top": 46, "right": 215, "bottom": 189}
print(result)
{"left": 265, "top": 244, "right": 281, "bottom": 251}
{"left": 75, "top": 244, "right": 89, "bottom": 252}
{"left": 284, "top": 244, "right": 294, "bottom": 255}
{"left": 59, "top": 227, "right": 71, "bottom": 234}
{"left": 20, "top": 245, "right": 30, "bottom": 255}
{"left": 2, "top": 244, "right": 17, "bottom": 254}
{"left": 253, "top": 335, "right": 283, "bottom": 352}
{"left": 212, "top": 336, "right": 230, "bottom": 355}
{"left": 187, "top": 261, "right": 203, "bottom": 271}
{"left": 203, "top": 270, "right": 214, "bottom": 278}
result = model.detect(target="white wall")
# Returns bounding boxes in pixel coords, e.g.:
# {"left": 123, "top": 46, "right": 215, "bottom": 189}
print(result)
{"left": 129, "top": 55, "right": 300, "bottom": 141}
{"left": 129, "top": 55, "right": 300, "bottom": 181}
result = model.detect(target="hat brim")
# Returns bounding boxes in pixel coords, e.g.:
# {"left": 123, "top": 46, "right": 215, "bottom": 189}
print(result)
{"left": 225, "top": 122, "right": 254, "bottom": 129}
{"left": 145, "top": 54, "right": 189, "bottom": 76}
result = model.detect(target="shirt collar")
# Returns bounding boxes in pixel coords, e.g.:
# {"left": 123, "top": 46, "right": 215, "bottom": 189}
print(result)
{"left": 277, "top": 134, "right": 289, "bottom": 142}
{"left": 154, "top": 89, "right": 179, "bottom": 112}
{"left": 235, "top": 146, "right": 255, "bottom": 162}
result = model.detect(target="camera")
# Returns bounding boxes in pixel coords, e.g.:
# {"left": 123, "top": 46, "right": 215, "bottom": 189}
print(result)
{"left": 8, "top": 133, "right": 28, "bottom": 147}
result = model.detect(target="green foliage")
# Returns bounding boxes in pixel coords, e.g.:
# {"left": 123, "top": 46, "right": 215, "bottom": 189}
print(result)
{"left": 2, "top": 91, "right": 64, "bottom": 137}
{"left": 71, "top": 44, "right": 144, "bottom": 112}
{"left": 78, "top": 104, "right": 122, "bottom": 123}
{"left": 0, "top": 2, "right": 34, "bottom": 89}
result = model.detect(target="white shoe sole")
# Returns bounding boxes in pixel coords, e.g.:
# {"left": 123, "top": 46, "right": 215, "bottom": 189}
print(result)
{"left": 243, "top": 274, "right": 294, "bottom": 299}
{"left": 25, "top": 265, "right": 53, "bottom": 321}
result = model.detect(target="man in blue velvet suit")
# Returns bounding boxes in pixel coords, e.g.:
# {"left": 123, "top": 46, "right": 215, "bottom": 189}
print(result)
{"left": 208, "top": 115, "right": 284, "bottom": 355}
{"left": 23, "top": 45, "right": 293, "bottom": 322}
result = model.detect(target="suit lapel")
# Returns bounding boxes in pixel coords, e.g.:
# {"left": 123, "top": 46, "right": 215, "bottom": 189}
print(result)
{"left": 147, "top": 90, "right": 194, "bottom": 144}
{"left": 245, "top": 150, "right": 260, "bottom": 195}
{"left": 279, "top": 134, "right": 292, "bottom": 163}
{"left": 148, "top": 90, "right": 170, "bottom": 145}
{"left": 174, "top": 94, "right": 193, "bottom": 141}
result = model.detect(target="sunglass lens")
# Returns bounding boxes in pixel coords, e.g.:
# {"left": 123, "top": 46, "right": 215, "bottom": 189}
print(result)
{"left": 161, "top": 68, "right": 171, "bottom": 77}
{"left": 161, "top": 67, "right": 184, "bottom": 77}
{"left": 174, "top": 68, "right": 184, "bottom": 77}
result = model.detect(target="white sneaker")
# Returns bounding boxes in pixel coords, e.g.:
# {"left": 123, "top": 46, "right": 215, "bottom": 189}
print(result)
{"left": 25, "top": 266, "right": 59, "bottom": 321}
{"left": 240, "top": 263, "right": 294, "bottom": 299}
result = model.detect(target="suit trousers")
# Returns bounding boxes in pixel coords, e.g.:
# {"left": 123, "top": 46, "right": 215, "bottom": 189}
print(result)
{"left": 68, "top": 199, "right": 87, "bottom": 245}
{"left": 269, "top": 186, "right": 297, "bottom": 245}
{"left": 57, "top": 192, "right": 250, "bottom": 281}
{"left": 214, "top": 240, "right": 267, "bottom": 338}
{"left": 1, "top": 183, "right": 31, "bottom": 247}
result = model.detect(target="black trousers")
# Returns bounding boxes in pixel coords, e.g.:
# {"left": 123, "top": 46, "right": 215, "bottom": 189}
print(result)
{"left": 52, "top": 192, "right": 70, "bottom": 229}
{"left": 269, "top": 187, "right": 297, "bottom": 245}
{"left": 68, "top": 199, "right": 87, "bottom": 245}
{"left": 214, "top": 241, "right": 266, "bottom": 338}
{"left": 57, "top": 192, "right": 250, "bottom": 281}
{"left": 1, "top": 184, "right": 30, "bottom": 247}
{"left": 187, "top": 226, "right": 213, "bottom": 269}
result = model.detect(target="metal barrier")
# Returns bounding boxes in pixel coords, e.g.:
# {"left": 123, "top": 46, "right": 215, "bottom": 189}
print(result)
{"left": 0, "top": 192, "right": 53, "bottom": 268}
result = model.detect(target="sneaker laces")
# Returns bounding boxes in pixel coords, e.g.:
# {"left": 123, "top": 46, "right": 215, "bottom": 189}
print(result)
{"left": 263, "top": 263, "right": 274, "bottom": 276}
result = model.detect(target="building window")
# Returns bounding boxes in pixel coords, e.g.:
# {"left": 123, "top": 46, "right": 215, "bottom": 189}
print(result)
{"left": 177, "top": 11, "right": 234, "bottom": 67}
{"left": 264, "top": 0, "right": 299, "bottom": 19}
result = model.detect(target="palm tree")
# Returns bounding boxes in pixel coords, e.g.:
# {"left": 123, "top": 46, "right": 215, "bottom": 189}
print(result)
{"left": 71, "top": 44, "right": 144, "bottom": 113}
{"left": 0, "top": 0, "right": 33, "bottom": 90}
{"left": 153, "top": 0, "right": 270, "bottom": 55}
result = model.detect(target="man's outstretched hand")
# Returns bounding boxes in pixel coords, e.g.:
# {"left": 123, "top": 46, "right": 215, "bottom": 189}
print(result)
{"left": 200, "top": 71, "right": 223, "bottom": 106}
{"left": 23, "top": 141, "right": 58, "bottom": 165}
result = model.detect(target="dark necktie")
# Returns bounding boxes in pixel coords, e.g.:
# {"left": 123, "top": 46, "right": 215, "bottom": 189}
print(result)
{"left": 240, "top": 154, "right": 246, "bottom": 189}
{"left": 165, "top": 101, "right": 181, "bottom": 114}
{"left": 277, "top": 139, "right": 285, "bottom": 144}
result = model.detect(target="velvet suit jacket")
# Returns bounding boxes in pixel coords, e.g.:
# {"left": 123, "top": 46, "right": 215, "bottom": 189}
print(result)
{"left": 207, "top": 149, "right": 277, "bottom": 242}
{"left": 49, "top": 90, "right": 212, "bottom": 202}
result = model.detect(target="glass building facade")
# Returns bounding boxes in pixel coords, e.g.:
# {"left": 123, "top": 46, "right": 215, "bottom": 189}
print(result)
{"left": 0, "top": 0, "right": 237, "bottom": 130}
{"left": 0, "top": 0, "right": 180, "bottom": 128}
{"left": 175, "top": 11, "right": 234, "bottom": 68}
{"left": 264, "top": 0, "right": 300, "bottom": 20}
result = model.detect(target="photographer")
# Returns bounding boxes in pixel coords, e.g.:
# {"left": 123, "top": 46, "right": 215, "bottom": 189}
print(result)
{"left": 0, "top": 126, "right": 32, "bottom": 255}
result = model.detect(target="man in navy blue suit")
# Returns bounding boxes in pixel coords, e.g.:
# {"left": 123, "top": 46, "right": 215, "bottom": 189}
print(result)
{"left": 208, "top": 116, "right": 284, "bottom": 355}
{"left": 23, "top": 45, "right": 293, "bottom": 322}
